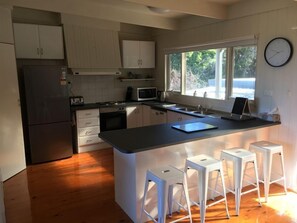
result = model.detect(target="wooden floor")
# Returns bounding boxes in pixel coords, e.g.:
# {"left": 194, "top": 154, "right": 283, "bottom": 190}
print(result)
{"left": 3, "top": 148, "right": 297, "bottom": 223}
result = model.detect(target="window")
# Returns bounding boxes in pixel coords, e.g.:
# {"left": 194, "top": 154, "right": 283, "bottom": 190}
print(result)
{"left": 231, "top": 46, "right": 257, "bottom": 99}
{"left": 168, "top": 53, "right": 181, "bottom": 92}
{"left": 166, "top": 40, "right": 257, "bottom": 100}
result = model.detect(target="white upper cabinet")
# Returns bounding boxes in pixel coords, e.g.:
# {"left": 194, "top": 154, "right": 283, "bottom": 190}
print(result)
{"left": 122, "top": 40, "right": 155, "bottom": 68}
{"left": 0, "top": 7, "right": 14, "bottom": 44}
{"left": 13, "top": 23, "right": 64, "bottom": 59}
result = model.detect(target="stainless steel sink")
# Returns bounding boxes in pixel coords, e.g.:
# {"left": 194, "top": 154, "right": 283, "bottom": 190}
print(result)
{"left": 161, "top": 103, "right": 176, "bottom": 108}
{"left": 176, "top": 107, "right": 196, "bottom": 112}
{"left": 193, "top": 111, "right": 214, "bottom": 115}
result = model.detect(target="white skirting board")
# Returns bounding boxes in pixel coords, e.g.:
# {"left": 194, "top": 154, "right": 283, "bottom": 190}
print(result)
{"left": 0, "top": 169, "right": 6, "bottom": 223}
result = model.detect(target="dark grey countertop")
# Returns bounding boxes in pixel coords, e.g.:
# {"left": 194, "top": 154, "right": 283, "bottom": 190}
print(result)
{"left": 70, "top": 100, "right": 208, "bottom": 118}
{"left": 99, "top": 117, "right": 280, "bottom": 154}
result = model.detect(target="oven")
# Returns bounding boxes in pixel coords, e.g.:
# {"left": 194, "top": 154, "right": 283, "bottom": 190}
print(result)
{"left": 99, "top": 106, "right": 127, "bottom": 132}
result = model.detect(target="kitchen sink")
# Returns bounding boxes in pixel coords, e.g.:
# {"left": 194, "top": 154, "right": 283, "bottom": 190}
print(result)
{"left": 161, "top": 103, "right": 176, "bottom": 108}
{"left": 176, "top": 107, "right": 196, "bottom": 112}
{"left": 193, "top": 111, "right": 214, "bottom": 115}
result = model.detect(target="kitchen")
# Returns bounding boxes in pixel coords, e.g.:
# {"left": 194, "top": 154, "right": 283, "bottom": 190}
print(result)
{"left": 1, "top": 0, "right": 297, "bottom": 222}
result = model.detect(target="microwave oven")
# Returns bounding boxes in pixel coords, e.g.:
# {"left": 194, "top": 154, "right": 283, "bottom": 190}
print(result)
{"left": 132, "top": 87, "right": 157, "bottom": 101}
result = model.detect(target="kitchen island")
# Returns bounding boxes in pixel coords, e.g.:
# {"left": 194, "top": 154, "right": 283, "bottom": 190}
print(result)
{"left": 99, "top": 117, "right": 279, "bottom": 222}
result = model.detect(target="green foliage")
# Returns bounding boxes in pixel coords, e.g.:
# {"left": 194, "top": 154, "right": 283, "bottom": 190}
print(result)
{"left": 168, "top": 45, "right": 257, "bottom": 92}
{"left": 233, "top": 46, "right": 257, "bottom": 78}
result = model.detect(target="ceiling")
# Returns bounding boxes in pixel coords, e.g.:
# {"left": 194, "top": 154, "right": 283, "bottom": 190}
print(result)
{"left": 2, "top": 0, "right": 295, "bottom": 30}
{"left": 92, "top": 0, "right": 244, "bottom": 19}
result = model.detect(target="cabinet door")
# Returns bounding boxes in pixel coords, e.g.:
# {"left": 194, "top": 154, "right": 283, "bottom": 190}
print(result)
{"left": 39, "top": 25, "right": 64, "bottom": 59}
{"left": 142, "top": 105, "right": 151, "bottom": 126}
{"left": 127, "top": 106, "right": 143, "bottom": 128}
{"left": 180, "top": 113, "right": 197, "bottom": 121}
{"left": 0, "top": 6, "right": 14, "bottom": 44}
{"left": 122, "top": 40, "right": 140, "bottom": 68}
{"left": 140, "top": 41, "right": 155, "bottom": 68}
{"left": 13, "top": 23, "right": 40, "bottom": 58}
{"left": 0, "top": 44, "right": 26, "bottom": 180}
{"left": 167, "top": 111, "right": 196, "bottom": 123}
{"left": 150, "top": 109, "right": 167, "bottom": 125}
{"left": 167, "top": 111, "right": 181, "bottom": 123}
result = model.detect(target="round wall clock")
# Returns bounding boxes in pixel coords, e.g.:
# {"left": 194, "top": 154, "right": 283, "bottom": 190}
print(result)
{"left": 264, "top": 37, "right": 293, "bottom": 67}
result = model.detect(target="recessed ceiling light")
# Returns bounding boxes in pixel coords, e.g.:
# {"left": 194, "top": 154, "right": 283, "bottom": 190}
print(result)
{"left": 147, "top": 6, "right": 170, "bottom": 14}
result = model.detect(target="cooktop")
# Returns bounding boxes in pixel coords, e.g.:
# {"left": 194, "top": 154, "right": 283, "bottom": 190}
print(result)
{"left": 96, "top": 101, "right": 126, "bottom": 106}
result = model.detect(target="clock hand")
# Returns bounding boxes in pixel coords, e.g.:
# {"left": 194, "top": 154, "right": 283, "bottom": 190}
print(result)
{"left": 268, "top": 51, "right": 281, "bottom": 60}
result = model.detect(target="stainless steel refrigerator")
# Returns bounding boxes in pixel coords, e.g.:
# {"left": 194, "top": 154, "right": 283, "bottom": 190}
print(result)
{"left": 22, "top": 66, "right": 73, "bottom": 164}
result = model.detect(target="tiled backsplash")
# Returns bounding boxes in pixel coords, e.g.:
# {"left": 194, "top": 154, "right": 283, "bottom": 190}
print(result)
{"left": 68, "top": 74, "right": 153, "bottom": 103}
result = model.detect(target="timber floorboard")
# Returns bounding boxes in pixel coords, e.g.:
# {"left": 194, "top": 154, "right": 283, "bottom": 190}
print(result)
{"left": 3, "top": 148, "right": 297, "bottom": 223}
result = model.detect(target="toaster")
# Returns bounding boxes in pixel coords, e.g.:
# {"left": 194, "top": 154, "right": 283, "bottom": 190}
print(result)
{"left": 69, "top": 96, "right": 84, "bottom": 105}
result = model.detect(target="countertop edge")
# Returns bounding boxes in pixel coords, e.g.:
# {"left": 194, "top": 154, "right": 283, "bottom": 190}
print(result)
{"left": 99, "top": 120, "right": 280, "bottom": 154}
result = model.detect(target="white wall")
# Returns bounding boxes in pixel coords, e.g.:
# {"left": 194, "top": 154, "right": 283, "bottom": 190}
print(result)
{"left": 154, "top": 3, "right": 297, "bottom": 191}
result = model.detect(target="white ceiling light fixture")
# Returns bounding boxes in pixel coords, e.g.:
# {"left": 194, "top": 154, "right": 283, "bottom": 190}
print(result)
{"left": 147, "top": 6, "right": 170, "bottom": 14}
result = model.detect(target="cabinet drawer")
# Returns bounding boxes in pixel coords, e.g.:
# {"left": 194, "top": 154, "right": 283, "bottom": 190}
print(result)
{"left": 77, "top": 117, "right": 99, "bottom": 128}
{"left": 76, "top": 109, "right": 99, "bottom": 119}
{"left": 78, "top": 126, "right": 100, "bottom": 137}
{"left": 78, "top": 135, "right": 103, "bottom": 146}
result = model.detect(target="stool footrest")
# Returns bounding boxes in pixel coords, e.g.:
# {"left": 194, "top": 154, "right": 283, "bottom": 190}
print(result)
{"left": 143, "top": 209, "right": 158, "bottom": 223}
{"left": 241, "top": 187, "right": 258, "bottom": 196}
{"left": 269, "top": 177, "right": 285, "bottom": 185}
{"left": 169, "top": 215, "right": 191, "bottom": 223}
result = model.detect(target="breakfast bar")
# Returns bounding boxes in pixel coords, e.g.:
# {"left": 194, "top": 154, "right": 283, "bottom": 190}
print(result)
{"left": 99, "top": 118, "right": 279, "bottom": 222}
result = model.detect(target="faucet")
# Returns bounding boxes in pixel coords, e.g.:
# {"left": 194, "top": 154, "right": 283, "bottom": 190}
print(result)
{"left": 197, "top": 104, "right": 205, "bottom": 114}
{"left": 197, "top": 92, "right": 208, "bottom": 114}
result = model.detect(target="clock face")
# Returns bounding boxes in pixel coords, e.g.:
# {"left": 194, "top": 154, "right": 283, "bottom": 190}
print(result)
{"left": 264, "top": 37, "right": 293, "bottom": 67}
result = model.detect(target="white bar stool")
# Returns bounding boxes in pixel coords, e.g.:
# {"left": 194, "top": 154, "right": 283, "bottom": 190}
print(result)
{"left": 220, "top": 148, "right": 261, "bottom": 216}
{"left": 185, "top": 154, "right": 230, "bottom": 223}
{"left": 249, "top": 141, "right": 287, "bottom": 202}
{"left": 141, "top": 165, "right": 192, "bottom": 223}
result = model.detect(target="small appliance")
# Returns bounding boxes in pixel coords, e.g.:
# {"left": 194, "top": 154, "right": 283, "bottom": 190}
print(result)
{"left": 69, "top": 96, "right": 84, "bottom": 105}
{"left": 132, "top": 87, "right": 157, "bottom": 101}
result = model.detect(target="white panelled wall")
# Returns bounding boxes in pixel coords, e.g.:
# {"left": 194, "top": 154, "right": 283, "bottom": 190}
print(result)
{"left": 154, "top": 3, "right": 297, "bottom": 191}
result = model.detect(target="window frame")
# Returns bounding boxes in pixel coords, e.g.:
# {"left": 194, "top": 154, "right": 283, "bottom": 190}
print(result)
{"left": 165, "top": 36, "right": 258, "bottom": 101}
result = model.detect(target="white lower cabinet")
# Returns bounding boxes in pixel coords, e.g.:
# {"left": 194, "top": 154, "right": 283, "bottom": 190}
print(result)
{"left": 150, "top": 108, "right": 167, "bottom": 125}
{"left": 76, "top": 109, "right": 105, "bottom": 153}
{"left": 142, "top": 105, "right": 151, "bottom": 126}
{"left": 126, "top": 105, "right": 143, "bottom": 128}
{"left": 167, "top": 110, "right": 197, "bottom": 123}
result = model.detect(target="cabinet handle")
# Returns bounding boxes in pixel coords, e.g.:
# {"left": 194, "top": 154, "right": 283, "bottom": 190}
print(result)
{"left": 85, "top": 113, "right": 91, "bottom": 116}
{"left": 85, "top": 122, "right": 92, "bottom": 125}
{"left": 86, "top": 139, "right": 93, "bottom": 143}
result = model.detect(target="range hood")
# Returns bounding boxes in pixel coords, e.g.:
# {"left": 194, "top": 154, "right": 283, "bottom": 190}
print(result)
{"left": 72, "top": 68, "right": 121, "bottom": 76}
{"left": 63, "top": 23, "right": 122, "bottom": 74}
